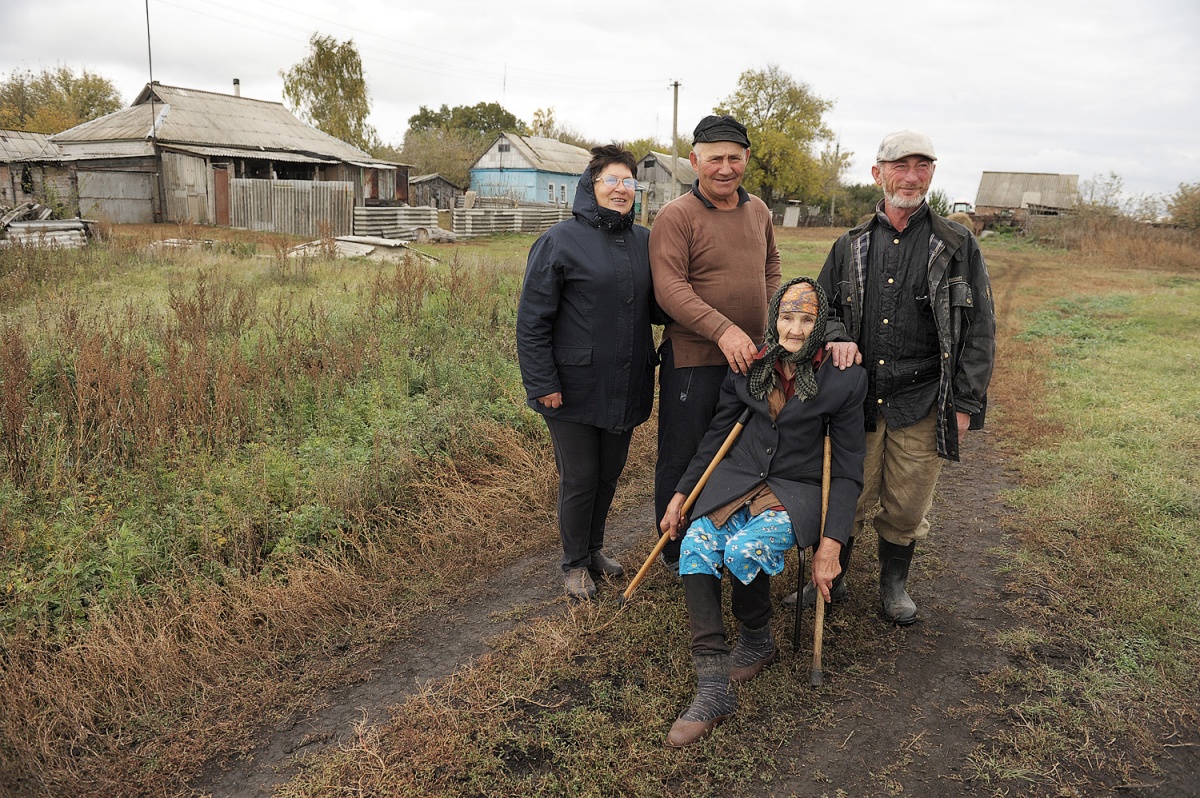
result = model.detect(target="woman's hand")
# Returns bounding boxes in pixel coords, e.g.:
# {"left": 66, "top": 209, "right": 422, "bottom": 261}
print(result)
{"left": 811, "top": 537, "right": 844, "bottom": 602}
{"left": 536, "top": 392, "right": 563, "bottom": 409}
{"left": 660, "top": 492, "right": 689, "bottom": 540}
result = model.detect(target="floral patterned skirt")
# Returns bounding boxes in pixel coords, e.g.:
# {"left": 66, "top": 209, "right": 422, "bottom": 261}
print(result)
{"left": 679, "top": 506, "right": 796, "bottom": 586}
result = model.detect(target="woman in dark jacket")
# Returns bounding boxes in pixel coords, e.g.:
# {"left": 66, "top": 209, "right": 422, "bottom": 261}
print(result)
{"left": 658, "top": 277, "right": 867, "bottom": 747}
{"left": 516, "top": 145, "right": 659, "bottom": 601}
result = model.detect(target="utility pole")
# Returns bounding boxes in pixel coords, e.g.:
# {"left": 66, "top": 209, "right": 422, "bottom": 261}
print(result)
{"left": 669, "top": 80, "right": 680, "bottom": 201}
{"left": 829, "top": 139, "right": 839, "bottom": 225}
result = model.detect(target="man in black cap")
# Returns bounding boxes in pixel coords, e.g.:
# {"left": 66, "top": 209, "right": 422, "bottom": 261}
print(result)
{"left": 802, "top": 129, "right": 995, "bottom": 624}
{"left": 649, "top": 114, "right": 781, "bottom": 575}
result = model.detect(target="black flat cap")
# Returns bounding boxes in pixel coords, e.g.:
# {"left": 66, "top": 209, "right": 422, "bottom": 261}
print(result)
{"left": 692, "top": 114, "right": 751, "bottom": 147}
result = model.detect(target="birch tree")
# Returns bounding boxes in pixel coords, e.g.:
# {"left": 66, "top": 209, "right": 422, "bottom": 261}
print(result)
{"left": 281, "top": 34, "right": 379, "bottom": 151}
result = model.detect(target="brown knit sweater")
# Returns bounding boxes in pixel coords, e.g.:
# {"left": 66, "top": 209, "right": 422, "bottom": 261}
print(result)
{"left": 650, "top": 189, "right": 781, "bottom": 367}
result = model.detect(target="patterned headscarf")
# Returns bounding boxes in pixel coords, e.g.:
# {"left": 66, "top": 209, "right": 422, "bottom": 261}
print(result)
{"left": 747, "top": 276, "right": 829, "bottom": 402}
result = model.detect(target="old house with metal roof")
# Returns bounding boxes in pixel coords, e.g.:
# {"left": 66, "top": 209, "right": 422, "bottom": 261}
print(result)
{"left": 635, "top": 151, "right": 695, "bottom": 215}
{"left": 468, "top": 134, "right": 591, "bottom": 206}
{"left": 0, "top": 129, "right": 77, "bottom": 213}
{"left": 974, "top": 171, "right": 1079, "bottom": 217}
{"left": 50, "top": 82, "right": 407, "bottom": 235}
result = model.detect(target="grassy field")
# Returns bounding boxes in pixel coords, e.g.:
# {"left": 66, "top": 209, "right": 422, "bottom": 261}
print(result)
{"left": 0, "top": 220, "right": 1197, "bottom": 796}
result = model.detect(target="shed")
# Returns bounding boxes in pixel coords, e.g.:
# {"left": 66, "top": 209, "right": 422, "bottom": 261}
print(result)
{"left": 50, "top": 82, "right": 409, "bottom": 234}
{"left": 635, "top": 151, "right": 695, "bottom": 214}
{"left": 408, "top": 173, "right": 462, "bottom": 210}
{"left": 974, "top": 172, "right": 1079, "bottom": 216}
{"left": 0, "top": 130, "right": 77, "bottom": 214}
{"left": 468, "top": 133, "right": 590, "bottom": 206}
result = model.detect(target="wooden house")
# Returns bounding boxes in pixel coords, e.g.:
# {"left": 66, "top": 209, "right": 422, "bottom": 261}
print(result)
{"left": 974, "top": 172, "right": 1079, "bottom": 218}
{"left": 49, "top": 82, "right": 408, "bottom": 236}
{"left": 408, "top": 173, "right": 462, "bottom": 210}
{"left": 635, "top": 151, "right": 696, "bottom": 215}
{"left": 0, "top": 129, "right": 77, "bottom": 214}
{"left": 468, "top": 134, "right": 590, "bottom": 206}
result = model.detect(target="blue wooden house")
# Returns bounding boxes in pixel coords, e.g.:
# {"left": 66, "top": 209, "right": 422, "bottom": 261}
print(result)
{"left": 468, "top": 133, "right": 591, "bottom": 206}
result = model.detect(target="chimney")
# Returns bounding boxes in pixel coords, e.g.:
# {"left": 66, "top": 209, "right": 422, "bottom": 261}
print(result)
{"left": 233, "top": 78, "right": 240, "bottom": 97}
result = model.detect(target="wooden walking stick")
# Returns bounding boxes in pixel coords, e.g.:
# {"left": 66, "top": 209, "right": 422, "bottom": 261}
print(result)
{"left": 810, "top": 421, "right": 832, "bottom": 687}
{"left": 619, "top": 407, "right": 753, "bottom": 605}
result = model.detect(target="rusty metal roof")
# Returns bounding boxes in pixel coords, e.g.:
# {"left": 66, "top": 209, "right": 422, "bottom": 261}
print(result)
{"left": 0, "top": 129, "right": 68, "bottom": 162}
{"left": 52, "top": 83, "right": 395, "bottom": 165}
{"left": 974, "top": 172, "right": 1079, "bottom": 210}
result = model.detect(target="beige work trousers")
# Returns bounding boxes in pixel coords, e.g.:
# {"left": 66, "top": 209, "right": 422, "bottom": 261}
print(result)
{"left": 854, "top": 409, "right": 945, "bottom": 547}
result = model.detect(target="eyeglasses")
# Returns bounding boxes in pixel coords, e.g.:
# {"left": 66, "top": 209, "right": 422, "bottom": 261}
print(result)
{"left": 594, "top": 175, "right": 637, "bottom": 190}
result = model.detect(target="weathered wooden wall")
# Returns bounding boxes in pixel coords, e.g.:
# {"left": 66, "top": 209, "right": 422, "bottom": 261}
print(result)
{"left": 230, "top": 178, "right": 353, "bottom": 237}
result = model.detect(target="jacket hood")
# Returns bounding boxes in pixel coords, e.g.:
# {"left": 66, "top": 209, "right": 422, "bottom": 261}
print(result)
{"left": 572, "top": 168, "right": 635, "bottom": 231}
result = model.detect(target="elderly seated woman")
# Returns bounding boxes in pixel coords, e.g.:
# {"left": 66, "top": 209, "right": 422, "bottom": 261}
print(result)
{"left": 658, "top": 277, "right": 867, "bottom": 747}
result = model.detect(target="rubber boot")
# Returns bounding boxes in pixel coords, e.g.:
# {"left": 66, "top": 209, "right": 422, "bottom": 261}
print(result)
{"left": 729, "top": 622, "right": 777, "bottom": 683}
{"left": 878, "top": 538, "right": 918, "bottom": 625}
{"left": 787, "top": 536, "right": 855, "bottom": 608}
{"left": 666, "top": 653, "right": 736, "bottom": 748}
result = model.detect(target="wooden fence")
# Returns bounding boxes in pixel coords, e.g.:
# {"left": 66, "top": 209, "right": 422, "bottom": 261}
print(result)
{"left": 230, "top": 179, "right": 353, "bottom": 237}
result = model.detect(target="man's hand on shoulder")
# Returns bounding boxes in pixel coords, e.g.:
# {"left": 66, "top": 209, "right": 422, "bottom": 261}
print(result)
{"left": 718, "top": 326, "right": 758, "bottom": 374}
{"left": 825, "top": 341, "right": 862, "bottom": 370}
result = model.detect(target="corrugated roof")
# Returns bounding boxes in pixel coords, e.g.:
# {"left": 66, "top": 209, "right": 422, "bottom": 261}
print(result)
{"left": 0, "top": 129, "right": 67, "bottom": 162}
{"left": 646, "top": 151, "right": 697, "bottom": 183}
{"left": 161, "top": 143, "right": 337, "bottom": 164}
{"left": 410, "top": 173, "right": 460, "bottom": 187}
{"left": 975, "top": 172, "right": 1079, "bottom": 210}
{"left": 52, "top": 83, "right": 396, "bottom": 165}
{"left": 501, "top": 134, "right": 591, "bottom": 174}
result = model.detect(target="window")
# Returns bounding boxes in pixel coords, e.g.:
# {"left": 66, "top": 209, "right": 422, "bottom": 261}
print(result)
{"left": 560, "top": 185, "right": 566, "bottom": 204}
{"left": 498, "top": 143, "right": 510, "bottom": 152}
{"left": 644, "top": 157, "right": 657, "bottom": 169}
{"left": 547, "top": 183, "right": 555, "bottom": 202}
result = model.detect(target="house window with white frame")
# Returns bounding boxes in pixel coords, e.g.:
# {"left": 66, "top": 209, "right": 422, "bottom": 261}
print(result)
{"left": 547, "top": 183, "right": 555, "bottom": 203}
{"left": 560, "top": 185, "right": 566, "bottom": 204}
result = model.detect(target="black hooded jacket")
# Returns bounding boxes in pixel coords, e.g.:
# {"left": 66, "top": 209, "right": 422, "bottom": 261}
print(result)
{"left": 516, "top": 171, "right": 659, "bottom": 433}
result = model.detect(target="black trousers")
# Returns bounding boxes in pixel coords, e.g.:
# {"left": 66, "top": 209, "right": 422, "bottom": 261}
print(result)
{"left": 544, "top": 416, "right": 633, "bottom": 573}
{"left": 684, "top": 572, "right": 773, "bottom": 656}
{"left": 654, "top": 339, "right": 728, "bottom": 562}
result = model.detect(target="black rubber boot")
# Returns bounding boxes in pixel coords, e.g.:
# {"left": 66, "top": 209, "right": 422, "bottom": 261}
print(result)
{"left": 878, "top": 538, "right": 918, "bottom": 625}
{"left": 790, "top": 536, "right": 855, "bottom": 608}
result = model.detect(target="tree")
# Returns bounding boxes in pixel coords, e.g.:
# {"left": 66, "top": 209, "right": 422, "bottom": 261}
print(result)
{"left": 398, "top": 101, "right": 527, "bottom": 187}
{"left": 408, "top": 102, "right": 524, "bottom": 136}
{"left": 715, "top": 64, "right": 833, "bottom": 206}
{"left": 528, "top": 107, "right": 594, "bottom": 149}
{"left": 1168, "top": 182, "right": 1200, "bottom": 230}
{"left": 281, "top": 34, "right": 379, "bottom": 151}
{"left": 928, "top": 189, "right": 951, "bottom": 216}
{"left": 0, "top": 66, "right": 122, "bottom": 133}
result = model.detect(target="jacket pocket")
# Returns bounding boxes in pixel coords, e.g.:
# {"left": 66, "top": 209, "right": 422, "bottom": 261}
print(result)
{"left": 949, "top": 279, "right": 974, "bottom": 308}
{"left": 553, "top": 346, "right": 593, "bottom": 366}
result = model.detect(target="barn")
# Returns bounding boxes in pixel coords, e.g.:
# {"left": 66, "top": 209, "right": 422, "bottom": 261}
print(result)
{"left": 635, "top": 151, "right": 695, "bottom": 215}
{"left": 50, "top": 82, "right": 408, "bottom": 236}
{"left": 974, "top": 172, "right": 1079, "bottom": 218}
{"left": 468, "top": 133, "right": 591, "bottom": 206}
{"left": 408, "top": 173, "right": 462, "bottom": 210}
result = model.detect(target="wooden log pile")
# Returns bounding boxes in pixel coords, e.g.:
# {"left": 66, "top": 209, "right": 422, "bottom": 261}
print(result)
{"left": 0, "top": 202, "right": 91, "bottom": 248}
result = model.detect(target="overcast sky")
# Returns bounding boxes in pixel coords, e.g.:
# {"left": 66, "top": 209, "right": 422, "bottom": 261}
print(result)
{"left": 4, "top": 0, "right": 1198, "bottom": 206}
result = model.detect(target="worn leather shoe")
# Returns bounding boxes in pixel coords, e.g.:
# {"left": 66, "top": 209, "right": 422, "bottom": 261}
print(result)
{"left": 666, "top": 714, "right": 730, "bottom": 748}
{"left": 588, "top": 550, "right": 624, "bottom": 578}
{"left": 564, "top": 567, "right": 596, "bottom": 601}
{"left": 729, "top": 624, "right": 777, "bottom": 683}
